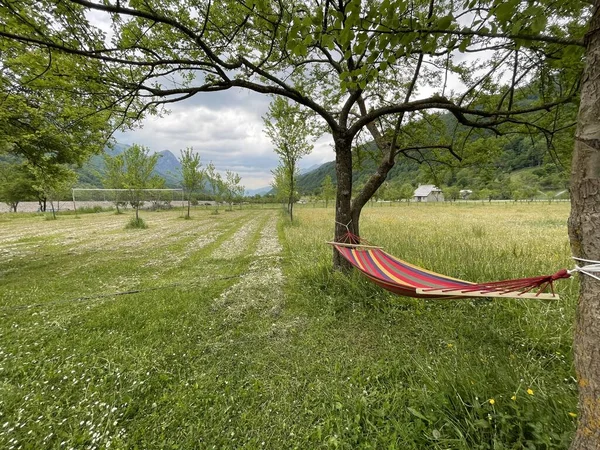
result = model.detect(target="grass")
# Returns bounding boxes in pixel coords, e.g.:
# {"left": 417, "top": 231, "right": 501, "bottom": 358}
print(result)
{"left": 125, "top": 216, "right": 148, "bottom": 229}
{"left": 0, "top": 203, "right": 577, "bottom": 449}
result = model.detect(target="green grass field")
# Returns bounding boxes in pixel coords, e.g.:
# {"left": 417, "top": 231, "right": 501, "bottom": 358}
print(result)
{"left": 0, "top": 203, "right": 578, "bottom": 449}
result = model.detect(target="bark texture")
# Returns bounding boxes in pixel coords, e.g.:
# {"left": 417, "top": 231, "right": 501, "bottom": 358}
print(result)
{"left": 568, "top": 2, "right": 600, "bottom": 449}
{"left": 333, "top": 134, "right": 355, "bottom": 270}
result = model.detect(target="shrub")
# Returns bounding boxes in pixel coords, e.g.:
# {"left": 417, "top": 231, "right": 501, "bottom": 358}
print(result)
{"left": 125, "top": 217, "right": 147, "bottom": 229}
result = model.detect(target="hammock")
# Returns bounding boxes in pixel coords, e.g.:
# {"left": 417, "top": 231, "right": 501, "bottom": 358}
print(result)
{"left": 328, "top": 233, "right": 571, "bottom": 300}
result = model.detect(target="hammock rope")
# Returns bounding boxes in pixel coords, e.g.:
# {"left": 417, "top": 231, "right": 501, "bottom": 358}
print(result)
{"left": 329, "top": 231, "right": 597, "bottom": 300}
{"left": 568, "top": 257, "right": 600, "bottom": 282}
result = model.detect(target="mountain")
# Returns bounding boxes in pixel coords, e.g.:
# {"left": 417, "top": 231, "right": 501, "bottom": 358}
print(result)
{"left": 245, "top": 186, "right": 272, "bottom": 196}
{"left": 155, "top": 150, "right": 182, "bottom": 179}
{"left": 75, "top": 145, "right": 182, "bottom": 188}
{"left": 294, "top": 136, "right": 569, "bottom": 198}
{"left": 299, "top": 163, "right": 321, "bottom": 175}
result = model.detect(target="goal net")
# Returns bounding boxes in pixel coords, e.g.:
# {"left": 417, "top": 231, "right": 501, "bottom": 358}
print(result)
{"left": 72, "top": 188, "right": 185, "bottom": 211}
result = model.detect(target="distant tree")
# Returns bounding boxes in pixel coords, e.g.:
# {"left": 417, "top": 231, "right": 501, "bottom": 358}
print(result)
{"left": 523, "top": 185, "right": 539, "bottom": 202}
{"left": 398, "top": 183, "right": 414, "bottom": 203}
{"left": 102, "top": 153, "right": 126, "bottom": 213}
{"left": 443, "top": 186, "right": 460, "bottom": 202}
{"left": 30, "top": 164, "right": 77, "bottom": 219}
{"left": 478, "top": 188, "right": 492, "bottom": 203}
{"left": 263, "top": 98, "right": 314, "bottom": 222}
{"left": 374, "top": 181, "right": 388, "bottom": 204}
{"left": 320, "top": 176, "right": 335, "bottom": 208}
{"left": 271, "top": 164, "right": 291, "bottom": 208}
{"left": 0, "top": 163, "right": 36, "bottom": 212}
{"left": 469, "top": 190, "right": 481, "bottom": 202}
{"left": 223, "top": 170, "right": 243, "bottom": 210}
{"left": 206, "top": 163, "right": 225, "bottom": 213}
{"left": 121, "top": 145, "right": 162, "bottom": 222}
{"left": 178, "top": 148, "right": 205, "bottom": 219}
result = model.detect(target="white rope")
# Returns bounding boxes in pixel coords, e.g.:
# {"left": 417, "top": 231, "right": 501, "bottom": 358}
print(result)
{"left": 568, "top": 257, "right": 600, "bottom": 282}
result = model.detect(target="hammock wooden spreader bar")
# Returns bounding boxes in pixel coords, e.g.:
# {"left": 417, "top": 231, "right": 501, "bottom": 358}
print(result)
{"left": 328, "top": 233, "right": 570, "bottom": 300}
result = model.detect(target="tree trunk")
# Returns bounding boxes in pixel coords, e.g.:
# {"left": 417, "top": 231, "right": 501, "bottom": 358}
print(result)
{"left": 568, "top": 3, "right": 600, "bottom": 448}
{"left": 187, "top": 198, "right": 191, "bottom": 218}
{"left": 333, "top": 134, "right": 355, "bottom": 270}
{"left": 350, "top": 158, "right": 395, "bottom": 238}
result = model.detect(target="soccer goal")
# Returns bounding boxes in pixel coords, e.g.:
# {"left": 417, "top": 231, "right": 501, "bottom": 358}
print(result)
{"left": 72, "top": 188, "right": 185, "bottom": 212}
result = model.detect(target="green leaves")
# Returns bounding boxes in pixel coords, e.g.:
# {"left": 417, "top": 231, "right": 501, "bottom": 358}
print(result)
{"left": 179, "top": 148, "right": 205, "bottom": 194}
{"left": 437, "top": 14, "right": 454, "bottom": 30}
{"left": 530, "top": 15, "right": 548, "bottom": 34}
{"left": 494, "top": 0, "right": 520, "bottom": 23}
{"left": 121, "top": 144, "right": 162, "bottom": 191}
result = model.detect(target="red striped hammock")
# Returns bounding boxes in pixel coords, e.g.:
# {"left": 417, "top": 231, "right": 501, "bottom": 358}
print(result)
{"left": 330, "top": 233, "right": 570, "bottom": 300}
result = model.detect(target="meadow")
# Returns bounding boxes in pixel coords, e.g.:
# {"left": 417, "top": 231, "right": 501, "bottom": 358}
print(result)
{"left": 0, "top": 202, "right": 578, "bottom": 449}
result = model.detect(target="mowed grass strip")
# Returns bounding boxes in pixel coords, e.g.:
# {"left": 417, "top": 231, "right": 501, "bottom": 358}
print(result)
{"left": 0, "top": 203, "right": 578, "bottom": 449}
{"left": 0, "top": 208, "right": 282, "bottom": 449}
{"left": 0, "top": 209, "right": 261, "bottom": 308}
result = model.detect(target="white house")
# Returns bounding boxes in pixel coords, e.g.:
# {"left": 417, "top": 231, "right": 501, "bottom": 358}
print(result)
{"left": 413, "top": 184, "right": 444, "bottom": 202}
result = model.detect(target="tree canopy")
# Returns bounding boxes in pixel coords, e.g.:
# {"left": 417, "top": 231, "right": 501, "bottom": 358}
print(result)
{"left": 0, "top": 0, "right": 589, "bottom": 264}
{"left": 0, "top": 29, "right": 114, "bottom": 168}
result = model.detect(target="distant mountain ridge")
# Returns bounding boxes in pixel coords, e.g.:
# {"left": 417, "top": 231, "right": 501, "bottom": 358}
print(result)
{"left": 76, "top": 144, "right": 182, "bottom": 188}
{"left": 245, "top": 186, "right": 272, "bottom": 196}
{"left": 294, "top": 138, "right": 568, "bottom": 197}
{"left": 155, "top": 150, "right": 182, "bottom": 179}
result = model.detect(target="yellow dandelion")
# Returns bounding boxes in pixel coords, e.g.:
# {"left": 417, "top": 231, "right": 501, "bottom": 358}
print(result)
{"left": 447, "top": 343, "right": 453, "bottom": 348}
{"left": 568, "top": 412, "right": 577, "bottom": 418}
{"left": 527, "top": 389, "right": 534, "bottom": 396}
{"left": 511, "top": 395, "right": 517, "bottom": 401}
{"left": 489, "top": 399, "right": 495, "bottom": 405}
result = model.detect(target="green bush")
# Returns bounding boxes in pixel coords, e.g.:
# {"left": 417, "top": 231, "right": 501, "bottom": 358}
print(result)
{"left": 125, "top": 217, "right": 147, "bottom": 229}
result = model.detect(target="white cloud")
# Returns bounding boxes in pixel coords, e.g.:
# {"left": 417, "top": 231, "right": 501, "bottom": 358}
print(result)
{"left": 118, "top": 89, "right": 335, "bottom": 189}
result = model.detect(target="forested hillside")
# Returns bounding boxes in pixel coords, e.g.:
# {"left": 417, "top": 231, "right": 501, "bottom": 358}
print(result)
{"left": 297, "top": 112, "right": 572, "bottom": 200}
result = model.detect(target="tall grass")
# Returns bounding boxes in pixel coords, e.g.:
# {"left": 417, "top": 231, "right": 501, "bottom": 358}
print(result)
{"left": 0, "top": 203, "right": 577, "bottom": 449}
{"left": 283, "top": 202, "right": 577, "bottom": 448}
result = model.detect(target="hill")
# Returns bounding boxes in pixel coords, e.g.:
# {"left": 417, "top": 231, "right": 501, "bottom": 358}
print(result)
{"left": 295, "top": 133, "right": 569, "bottom": 199}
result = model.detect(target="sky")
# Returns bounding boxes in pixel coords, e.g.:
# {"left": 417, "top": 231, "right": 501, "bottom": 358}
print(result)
{"left": 116, "top": 89, "right": 335, "bottom": 190}
{"left": 85, "top": 8, "right": 335, "bottom": 192}
{"left": 100, "top": 10, "right": 485, "bottom": 192}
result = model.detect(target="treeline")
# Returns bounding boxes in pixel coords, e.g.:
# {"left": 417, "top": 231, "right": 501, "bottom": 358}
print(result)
{"left": 0, "top": 145, "right": 248, "bottom": 215}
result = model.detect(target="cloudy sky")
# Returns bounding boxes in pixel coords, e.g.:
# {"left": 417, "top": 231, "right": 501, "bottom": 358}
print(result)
{"left": 116, "top": 89, "right": 335, "bottom": 191}
{"left": 89, "top": 8, "right": 483, "bottom": 193}
{"left": 85, "top": 8, "right": 332, "bottom": 192}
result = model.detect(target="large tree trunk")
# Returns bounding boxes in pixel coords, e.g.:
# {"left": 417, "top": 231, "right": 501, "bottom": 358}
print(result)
{"left": 568, "top": 3, "right": 600, "bottom": 448}
{"left": 332, "top": 134, "right": 396, "bottom": 270}
{"left": 333, "top": 134, "right": 355, "bottom": 270}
